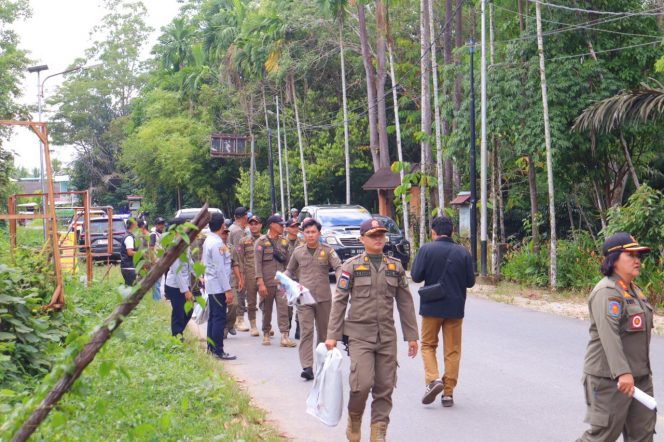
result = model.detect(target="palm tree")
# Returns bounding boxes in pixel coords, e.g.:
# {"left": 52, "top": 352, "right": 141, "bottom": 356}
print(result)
{"left": 158, "top": 17, "right": 194, "bottom": 72}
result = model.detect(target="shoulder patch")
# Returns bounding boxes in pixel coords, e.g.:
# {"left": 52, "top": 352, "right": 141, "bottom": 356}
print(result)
{"left": 387, "top": 262, "right": 396, "bottom": 271}
{"left": 337, "top": 271, "right": 351, "bottom": 289}
{"left": 608, "top": 300, "right": 622, "bottom": 318}
{"left": 282, "top": 239, "right": 288, "bottom": 246}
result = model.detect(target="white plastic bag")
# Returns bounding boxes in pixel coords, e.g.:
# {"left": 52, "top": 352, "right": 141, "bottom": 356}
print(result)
{"left": 193, "top": 290, "right": 209, "bottom": 324}
{"left": 306, "top": 343, "right": 344, "bottom": 426}
{"left": 275, "top": 271, "right": 317, "bottom": 306}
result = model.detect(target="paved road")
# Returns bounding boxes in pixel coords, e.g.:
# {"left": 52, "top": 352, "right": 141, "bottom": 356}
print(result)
{"left": 190, "top": 283, "right": 664, "bottom": 441}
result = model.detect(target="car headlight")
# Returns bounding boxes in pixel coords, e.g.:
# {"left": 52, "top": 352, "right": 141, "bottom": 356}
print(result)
{"left": 325, "top": 235, "right": 340, "bottom": 246}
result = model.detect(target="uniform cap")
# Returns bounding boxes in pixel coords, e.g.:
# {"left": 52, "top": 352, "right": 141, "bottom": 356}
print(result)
{"left": 360, "top": 218, "right": 388, "bottom": 236}
{"left": 154, "top": 217, "right": 166, "bottom": 225}
{"left": 602, "top": 232, "right": 650, "bottom": 256}
{"left": 234, "top": 206, "right": 248, "bottom": 217}
{"left": 285, "top": 219, "right": 300, "bottom": 228}
{"left": 248, "top": 215, "right": 262, "bottom": 224}
{"left": 266, "top": 214, "right": 285, "bottom": 226}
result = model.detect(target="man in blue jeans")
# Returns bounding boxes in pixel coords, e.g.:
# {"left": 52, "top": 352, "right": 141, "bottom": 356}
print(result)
{"left": 202, "top": 212, "right": 237, "bottom": 360}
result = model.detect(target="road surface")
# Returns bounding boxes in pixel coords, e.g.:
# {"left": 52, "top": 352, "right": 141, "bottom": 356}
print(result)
{"left": 190, "top": 282, "right": 664, "bottom": 441}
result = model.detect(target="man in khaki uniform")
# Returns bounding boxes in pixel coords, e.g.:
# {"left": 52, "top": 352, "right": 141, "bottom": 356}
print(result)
{"left": 255, "top": 214, "right": 296, "bottom": 348}
{"left": 236, "top": 215, "right": 263, "bottom": 337}
{"left": 285, "top": 218, "right": 305, "bottom": 337}
{"left": 285, "top": 218, "right": 342, "bottom": 380}
{"left": 577, "top": 233, "right": 656, "bottom": 442}
{"left": 326, "top": 218, "right": 419, "bottom": 442}
{"left": 227, "top": 207, "right": 250, "bottom": 333}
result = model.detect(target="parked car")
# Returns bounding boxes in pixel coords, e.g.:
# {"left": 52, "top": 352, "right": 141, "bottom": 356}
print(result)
{"left": 78, "top": 216, "right": 128, "bottom": 261}
{"left": 298, "top": 204, "right": 373, "bottom": 262}
{"left": 174, "top": 207, "right": 224, "bottom": 235}
{"left": 372, "top": 214, "right": 411, "bottom": 269}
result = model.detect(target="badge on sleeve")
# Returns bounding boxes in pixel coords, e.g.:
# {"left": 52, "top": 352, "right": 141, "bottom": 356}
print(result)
{"left": 607, "top": 300, "right": 621, "bottom": 318}
{"left": 338, "top": 271, "right": 351, "bottom": 289}
{"left": 282, "top": 239, "right": 288, "bottom": 246}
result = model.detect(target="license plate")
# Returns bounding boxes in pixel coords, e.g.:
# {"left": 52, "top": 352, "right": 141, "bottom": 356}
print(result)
{"left": 351, "top": 248, "right": 363, "bottom": 255}
{"left": 97, "top": 239, "right": 108, "bottom": 245}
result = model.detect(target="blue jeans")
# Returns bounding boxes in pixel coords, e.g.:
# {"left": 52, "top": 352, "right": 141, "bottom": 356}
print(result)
{"left": 207, "top": 293, "right": 227, "bottom": 356}
{"left": 152, "top": 276, "right": 162, "bottom": 301}
{"left": 166, "top": 285, "right": 193, "bottom": 337}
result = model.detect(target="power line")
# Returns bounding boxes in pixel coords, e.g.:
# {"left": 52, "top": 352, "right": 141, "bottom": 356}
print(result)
{"left": 528, "top": 0, "right": 664, "bottom": 17}
{"left": 493, "top": 3, "right": 664, "bottom": 40}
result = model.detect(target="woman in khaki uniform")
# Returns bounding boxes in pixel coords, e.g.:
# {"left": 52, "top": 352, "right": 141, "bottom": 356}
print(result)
{"left": 577, "top": 232, "right": 656, "bottom": 442}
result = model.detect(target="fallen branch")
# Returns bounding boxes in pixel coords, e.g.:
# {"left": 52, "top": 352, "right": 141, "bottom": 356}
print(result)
{"left": 9, "top": 204, "right": 211, "bottom": 442}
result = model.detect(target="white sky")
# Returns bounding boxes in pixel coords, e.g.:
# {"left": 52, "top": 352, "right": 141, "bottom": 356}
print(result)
{"left": 6, "top": 0, "right": 182, "bottom": 171}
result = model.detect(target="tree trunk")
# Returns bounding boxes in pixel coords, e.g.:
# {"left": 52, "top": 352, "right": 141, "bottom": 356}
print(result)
{"left": 249, "top": 135, "right": 255, "bottom": 212}
{"left": 535, "top": 1, "right": 557, "bottom": 289}
{"left": 375, "top": 0, "right": 390, "bottom": 169}
{"left": 527, "top": 154, "right": 540, "bottom": 253}
{"left": 619, "top": 131, "right": 640, "bottom": 189}
{"left": 430, "top": 0, "right": 445, "bottom": 210}
{"left": 340, "top": 22, "right": 351, "bottom": 204}
{"left": 357, "top": 3, "right": 380, "bottom": 172}
{"left": 290, "top": 75, "right": 309, "bottom": 206}
{"left": 452, "top": 0, "right": 463, "bottom": 198}
{"left": 420, "top": 0, "right": 433, "bottom": 246}
{"left": 275, "top": 95, "right": 286, "bottom": 216}
{"left": 389, "top": 44, "right": 410, "bottom": 243}
{"left": 281, "top": 90, "right": 291, "bottom": 211}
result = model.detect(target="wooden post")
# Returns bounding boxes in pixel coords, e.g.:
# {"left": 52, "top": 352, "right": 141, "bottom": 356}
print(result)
{"left": 8, "top": 195, "right": 17, "bottom": 251}
{"left": 9, "top": 205, "right": 211, "bottom": 442}
{"left": 83, "top": 192, "right": 93, "bottom": 285}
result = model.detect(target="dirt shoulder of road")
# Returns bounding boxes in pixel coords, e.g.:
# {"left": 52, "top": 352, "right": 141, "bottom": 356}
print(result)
{"left": 468, "top": 282, "right": 664, "bottom": 336}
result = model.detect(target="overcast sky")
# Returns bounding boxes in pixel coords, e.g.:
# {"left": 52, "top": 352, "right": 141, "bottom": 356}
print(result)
{"left": 7, "top": 0, "right": 182, "bottom": 171}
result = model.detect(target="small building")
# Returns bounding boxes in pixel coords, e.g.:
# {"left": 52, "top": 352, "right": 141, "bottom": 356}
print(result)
{"left": 362, "top": 164, "right": 420, "bottom": 218}
{"left": 127, "top": 195, "right": 143, "bottom": 217}
{"left": 18, "top": 175, "right": 75, "bottom": 204}
{"left": 450, "top": 191, "right": 472, "bottom": 238}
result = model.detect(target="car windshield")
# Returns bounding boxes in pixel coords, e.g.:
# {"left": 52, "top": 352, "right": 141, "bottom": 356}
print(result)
{"left": 381, "top": 218, "right": 401, "bottom": 234}
{"left": 318, "top": 209, "right": 372, "bottom": 227}
{"left": 86, "top": 220, "right": 126, "bottom": 234}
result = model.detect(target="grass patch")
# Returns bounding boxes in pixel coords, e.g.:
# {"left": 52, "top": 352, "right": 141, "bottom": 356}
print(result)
{"left": 1, "top": 265, "right": 282, "bottom": 441}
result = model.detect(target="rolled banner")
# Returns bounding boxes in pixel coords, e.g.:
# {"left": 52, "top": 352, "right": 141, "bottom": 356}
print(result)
{"left": 633, "top": 387, "right": 657, "bottom": 411}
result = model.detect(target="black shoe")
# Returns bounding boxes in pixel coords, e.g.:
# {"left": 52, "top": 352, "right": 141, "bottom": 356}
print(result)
{"left": 442, "top": 395, "right": 454, "bottom": 407}
{"left": 228, "top": 328, "right": 237, "bottom": 336}
{"left": 422, "top": 380, "right": 444, "bottom": 404}
{"left": 301, "top": 367, "right": 314, "bottom": 381}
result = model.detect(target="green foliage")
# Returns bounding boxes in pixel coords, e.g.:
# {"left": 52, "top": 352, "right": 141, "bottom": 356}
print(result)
{"left": 502, "top": 243, "right": 550, "bottom": 288}
{"left": 0, "top": 248, "right": 67, "bottom": 394}
{"left": 605, "top": 185, "right": 664, "bottom": 304}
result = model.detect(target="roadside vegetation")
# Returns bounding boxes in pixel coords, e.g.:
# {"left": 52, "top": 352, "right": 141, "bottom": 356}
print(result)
{"left": 0, "top": 231, "right": 282, "bottom": 441}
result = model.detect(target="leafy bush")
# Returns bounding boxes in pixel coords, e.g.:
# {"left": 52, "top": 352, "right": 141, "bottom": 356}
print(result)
{"left": 0, "top": 250, "right": 67, "bottom": 392}
{"left": 605, "top": 185, "right": 664, "bottom": 305}
{"left": 502, "top": 241, "right": 549, "bottom": 287}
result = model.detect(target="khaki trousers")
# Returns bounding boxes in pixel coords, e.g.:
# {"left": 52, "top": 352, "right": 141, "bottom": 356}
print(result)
{"left": 260, "top": 285, "right": 290, "bottom": 334}
{"left": 577, "top": 374, "right": 656, "bottom": 442}
{"left": 244, "top": 273, "right": 258, "bottom": 321}
{"left": 225, "top": 286, "right": 238, "bottom": 331}
{"left": 298, "top": 301, "right": 331, "bottom": 368}
{"left": 421, "top": 316, "right": 463, "bottom": 396}
{"left": 348, "top": 337, "right": 397, "bottom": 424}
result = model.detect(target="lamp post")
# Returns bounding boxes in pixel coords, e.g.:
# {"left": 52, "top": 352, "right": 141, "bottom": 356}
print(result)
{"left": 469, "top": 38, "right": 477, "bottom": 273}
{"left": 27, "top": 64, "right": 49, "bottom": 240}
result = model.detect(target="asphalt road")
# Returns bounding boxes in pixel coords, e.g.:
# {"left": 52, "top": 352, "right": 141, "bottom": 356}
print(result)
{"left": 190, "top": 282, "right": 664, "bottom": 442}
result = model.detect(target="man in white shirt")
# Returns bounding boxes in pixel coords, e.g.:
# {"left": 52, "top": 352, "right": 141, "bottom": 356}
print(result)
{"left": 120, "top": 219, "right": 137, "bottom": 286}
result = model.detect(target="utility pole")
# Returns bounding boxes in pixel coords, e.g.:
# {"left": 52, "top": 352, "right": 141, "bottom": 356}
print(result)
{"left": 275, "top": 95, "right": 286, "bottom": 215}
{"left": 27, "top": 64, "right": 48, "bottom": 241}
{"left": 480, "top": 0, "right": 488, "bottom": 276}
{"left": 267, "top": 128, "right": 277, "bottom": 214}
{"left": 469, "top": 38, "right": 478, "bottom": 273}
{"left": 249, "top": 135, "right": 255, "bottom": 212}
{"left": 535, "top": 0, "right": 557, "bottom": 289}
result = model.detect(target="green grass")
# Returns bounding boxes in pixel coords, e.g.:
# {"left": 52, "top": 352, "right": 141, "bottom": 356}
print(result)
{"left": 1, "top": 266, "right": 283, "bottom": 441}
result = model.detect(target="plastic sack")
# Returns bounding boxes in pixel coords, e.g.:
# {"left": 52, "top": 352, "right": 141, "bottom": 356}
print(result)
{"left": 275, "top": 271, "right": 317, "bottom": 306}
{"left": 306, "top": 343, "right": 344, "bottom": 426}
{"left": 193, "top": 290, "right": 209, "bottom": 324}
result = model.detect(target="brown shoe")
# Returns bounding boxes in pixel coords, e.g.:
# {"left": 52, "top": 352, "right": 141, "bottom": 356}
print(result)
{"left": 370, "top": 421, "right": 387, "bottom": 442}
{"left": 422, "top": 380, "right": 444, "bottom": 404}
{"left": 262, "top": 334, "right": 271, "bottom": 346}
{"left": 280, "top": 332, "right": 296, "bottom": 348}
{"left": 235, "top": 317, "right": 249, "bottom": 332}
{"left": 346, "top": 413, "right": 362, "bottom": 442}
{"left": 442, "top": 395, "right": 454, "bottom": 407}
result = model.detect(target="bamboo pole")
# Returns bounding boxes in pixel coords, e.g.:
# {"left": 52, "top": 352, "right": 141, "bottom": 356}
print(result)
{"left": 9, "top": 205, "right": 211, "bottom": 442}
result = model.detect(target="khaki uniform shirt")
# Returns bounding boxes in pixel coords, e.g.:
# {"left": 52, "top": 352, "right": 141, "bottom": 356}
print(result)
{"left": 583, "top": 275, "right": 654, "bottom": 379}
{"left": 328, "top": 253, "right": 419, "bottom": 344}
{"left": 285, "top": 243, "right": 342, "bottom": 302}
{"left": 236, "top": 234, "right": 260, "bottom": 278}
{"left": 254, "top": 234, "right": 291, "bottom": 288}
{"left": 229, "top": 223, "right": 247, "bottom": 247}
{"left": 287, "top": 236, "right": 305, "bottom": 254}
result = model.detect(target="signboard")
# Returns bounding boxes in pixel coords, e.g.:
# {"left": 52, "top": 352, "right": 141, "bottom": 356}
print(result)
{"left": 211, "top": 133, "right": 249, "bottom": 157}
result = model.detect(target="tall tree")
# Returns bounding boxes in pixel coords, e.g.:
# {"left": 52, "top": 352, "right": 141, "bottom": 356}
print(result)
{"left": 420, "top": 0, "right": 432, "bottom": 244}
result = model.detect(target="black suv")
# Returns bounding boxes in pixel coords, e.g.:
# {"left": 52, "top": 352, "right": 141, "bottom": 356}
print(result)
{"left": 78, "top": 216, "right": 128, "bottom": 261}
{"left": 298, "top": 205, "right": 373, "bottom": 262}
{"left": 372, "top": 214, "right": 411, "bottom": 269}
